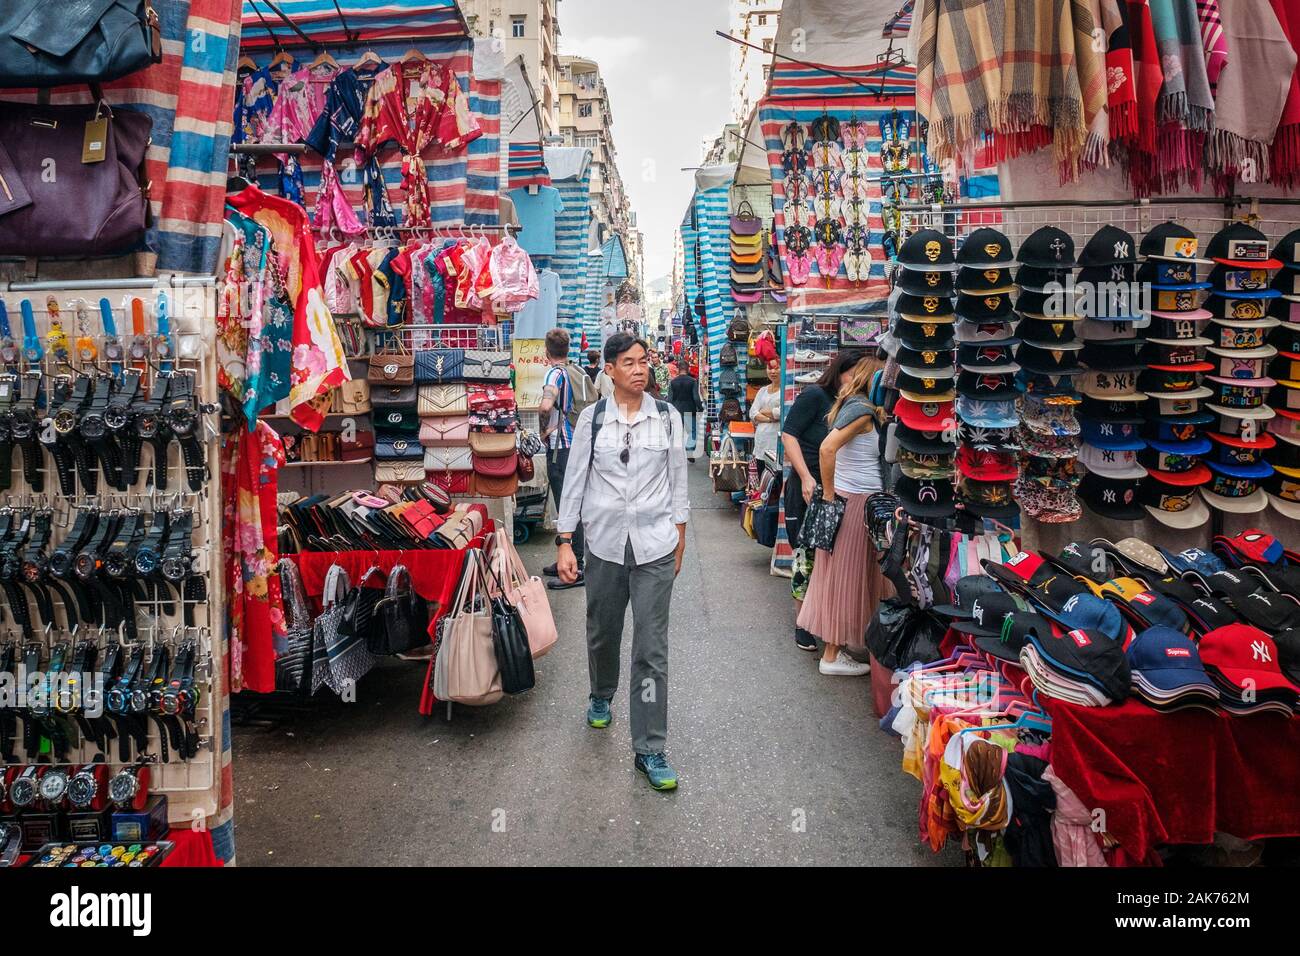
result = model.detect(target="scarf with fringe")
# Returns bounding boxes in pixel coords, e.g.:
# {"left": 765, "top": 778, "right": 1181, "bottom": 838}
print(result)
{"left": 1149, "top": 0, "right": 1216, "bottom": 190}
{"left": 1102, "top": 0, "right": 1138, "bottom": 148}
{"left": 1198, "top": 0, "right": 1229, "bottom": 92}
{"left": 1210, "top": 0, "right": 1297, "bottom": 184}
{"left": 1269, "top": 0, "right": 1300, "bottom": 185}
{"left": 918, "top": 0, "right": 1097, "bottom": 174}
{"left": 1121, "top": 0, "right": 1168, "bottom": 193}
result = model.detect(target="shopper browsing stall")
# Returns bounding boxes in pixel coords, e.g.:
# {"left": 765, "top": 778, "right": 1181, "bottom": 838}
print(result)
{"left": 555, "top": 333, "right": 690, "bottom": 791}
{"left": 750, "top": 361, "right": 783, "bottom": 467}
{"left": 667, "top": 364, "right": 705, "bottom": 461}
{"left": 539, "top": 328, "right": 585, "bottom": 590}
{"left": 797, "top": 356, "right": 892, "bottom": 676}
{"left": 781, "top": 350, "right": 870, "bottom": 651}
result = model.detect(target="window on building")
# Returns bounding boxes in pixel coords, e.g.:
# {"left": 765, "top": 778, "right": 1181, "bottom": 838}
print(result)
{"left": 762, "top": 38, "right": 772, "bottom": 52}
{"left": 758, "top": 13, "right": 768, "bottom": 25}
{"left": 579, "top": 102, "right": 593, "bottom": 118}
{"left": 511, "top": 15, "right": 525, "bottom": 38}
{"left": 762, "top": 65, "right": 771, "bottom": 81}
{"left": 577, "top": 133, "right": 600, "bottom": 149}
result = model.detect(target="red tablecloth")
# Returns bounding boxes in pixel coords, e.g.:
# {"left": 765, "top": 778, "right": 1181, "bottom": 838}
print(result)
{"left": 160, "top": 827, "right": 222, "bottom": 867}
{"left": 1043, "top": 698, "right": 1300, "bottom": 863}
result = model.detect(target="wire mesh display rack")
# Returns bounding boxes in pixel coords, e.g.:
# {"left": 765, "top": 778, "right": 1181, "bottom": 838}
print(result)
{"left": 0, "top": 278, "right": 223, "bottom": 824}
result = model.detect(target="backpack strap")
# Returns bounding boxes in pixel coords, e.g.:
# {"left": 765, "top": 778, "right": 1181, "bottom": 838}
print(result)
{"left": 589, "top": 397, "right": 608, "bottom": 470}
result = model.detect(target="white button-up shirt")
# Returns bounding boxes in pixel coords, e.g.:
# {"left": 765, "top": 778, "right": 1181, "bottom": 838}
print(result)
{"left": 557, "top": 394, "right": 690, "bottom": 565}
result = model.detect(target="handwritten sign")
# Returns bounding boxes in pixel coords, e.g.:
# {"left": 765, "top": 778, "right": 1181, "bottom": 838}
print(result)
{"left": 512, "top": 338, "right": 549, "bottom": 411}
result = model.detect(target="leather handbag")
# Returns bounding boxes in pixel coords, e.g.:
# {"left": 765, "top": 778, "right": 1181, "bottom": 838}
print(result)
{"left": 376, "top": 408, "right": 419, "bottom": 433}
{"left": 370, "top": 564, "right": 431, "bottom": 656}
{"left": 428, "top": 470, "right": 471, "bottom": 496}
{"left": 467, "top": 384, "right": 517, "bottom": 412}
{"left": 0, "top": 100, "right": 152, "bottom": 257}
{"left": 374, "top": 461, "right": 425, "bottom": 483}
{"left": 710, "top": 437, "right": 748, "bottom": 493}
{"left": 340, "top": 430, "right": 376, "bottom": 462}
{"left": 420, "top": 415, "right": 470, "bottom": 447}
{"left": 471, "top": 471, "right": 519, "bottom": 497}
{"left": 435, "top": 511, "right": 477, "bottom": 549}
{"left": 372, "top": 384, "right": 416, "bottom": 407}
{"left": 375, "top": 434, "right": 423, "bottom": 461}
{"left": 418, "top": 384, "right": 468, "bottom": 416}
{"left": 444, "top": 553, "right": 503, "bottom": 706}
{"left": 517, "top": 454, "right": 535, "bottom": 482}
{"left": 414, "top": 348, "right": 465, "bottom": 384}
{"left": 462, "top": 349, "right": 512, "bottom": 383}
{"left": 424, "top": 446, "right": 474, "bottom": 472}
{"left": 490, "top": 529, "right": 557, "bottom": 658}
{"left": 337, "top": 379, "right": 371, "bottom": 414}
{"left": 473, "top": 452, "right": 519, "bottom": 478}
{"left": 0, "top": 0, "right": 162, "bottom": 88}
{"left": 719, "top": 343, "right": 738, "bottom": 367}
{"left": 488, "top": 564, "right": 535, "bottom": 695}
{"left": 468, "top": 431, "right": 516, "bottom": 458}
{"left": 368, "top": 350, "right": 414, "bottom": 385}
{"left": 727, "top": 314, "right": 752, "bottom": 342}
{"left": 421, "top": 481, "right": 452, "bottom": 514}
{"left": 274, "top": 559, "right": 314, "bottom": 695}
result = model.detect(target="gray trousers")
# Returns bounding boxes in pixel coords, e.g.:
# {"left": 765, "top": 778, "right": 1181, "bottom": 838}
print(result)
{"left": 585, "top": 539, "right": 676, "bottom": 755}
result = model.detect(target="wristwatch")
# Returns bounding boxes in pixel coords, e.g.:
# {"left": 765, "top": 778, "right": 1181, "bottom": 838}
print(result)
{"left": 37, "top": 766, "right": 69, "bottom": 807}
{"left": 106, "top": 368, "right": 143, "bottom": 487}
{"left": 40, "top": 375, "right": 78, "bottom": 496}
{"left": 75, "top": 510, "right": 124, "bottom": 631}
{"left": 0, "top": 374, "right": 14, "bottom": 492}
{"left": 159, "top": 509, "right": 194, "bottom": 585}
{"left": 48, "top": 507, "right": 99, "bottom": 628}
{"left": 67, "top": 763, "right": 100, "bottom": 809}
{"left": 107, "top": 762, "right": 148, "bottom": 809}
{"left": 54, "top": 374, "right": 98, "bottom": 494}
{"left": 15, "top": 509, "right": 56, "bottom": 631}
{"left": 135, "top": 372, "right": 172, "bottom": 491}
{"left": 80, "top": 374, "right": 125, "bottom": 491}
{"left": 8, "top": 765, "right": 42, "bottom": 808}
{"left": 0, "top": 510, "right": 34, "bottom": 638}
{"left": 133, "top": 509, "right": 170, "bottom": 578}
{"left": 105, "top": 643, "right": 146, "bottom": 717}
{"left": 10, "top": 371, "right": 44, "bottom": 492}
{"left": 165, "top": 371, "right": 207, "bottom": 491}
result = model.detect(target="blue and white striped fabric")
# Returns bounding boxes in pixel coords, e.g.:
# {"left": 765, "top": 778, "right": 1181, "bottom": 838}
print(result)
{"left": 583, "top": 248, "right": 606, "bottom": 350}
{"left": 547, "top": 149, "right": 593, "bottom": 361}
{"left": 694, "top": 186, "right": 731, "bottom": 416}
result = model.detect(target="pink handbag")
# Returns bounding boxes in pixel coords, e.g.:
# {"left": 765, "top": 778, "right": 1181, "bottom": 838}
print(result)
{"left": 419, "top": 415, "right": 470, "bottom": 447}
{"left": 489, "top": 529, "right": 558, "bottom": 658}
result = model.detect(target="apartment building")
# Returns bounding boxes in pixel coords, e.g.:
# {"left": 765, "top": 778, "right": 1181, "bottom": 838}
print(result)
{"left": 461, "top": 0, "right": 562, "bottom": 136}
{"left": 557, "top": 54, "right": 632, "bottom": 253}
{"left": 729, "top": 0, "right": 780, "bottom": 124}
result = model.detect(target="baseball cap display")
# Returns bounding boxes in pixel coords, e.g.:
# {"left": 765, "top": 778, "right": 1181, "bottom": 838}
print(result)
{"left": 1078, "top": 471, "right": 1146, "bottom": 520}
{"left": 955, "top": 292, "right": 1014, "bottom": 322}
{"left": 1024, "top": 625, "right": 1132, "bottom": 704}
{"left": 897, "top": 267, "right": 956, "bottom": 296}
{"left": 895, "top": 395, "right": 955, "bottom": 432}
{"left": 1199, "top": 624, "right": 1300, "bottom": 711}
{"left": 956, "top": 370, "right": 1019, "bottom": 401}
{"left": 895, "top": 315, "right": 956, "bottom": 349}
{"left": 1200, "top": 458, "right": 1272, "bottom": 513}
{"left": 1078, "top": 442, "right": 1147, "bottom": 479}
{"left": 1018, "top": 226, "right": 1076, "bottom": 269}
{"left": 1017, "top": 341, "right": 1082, "bottom": 374}
{"left": 975, "top": 610, "right": 1054, "bottom": 663}
{"left": 956, "top": 266, "right": 1016, "bottom": 294}
{"left": 896, "top": 291, "right": 956, "bottom": 321}
{"left": 895, "top": 421, "right": 957, "bottom": 454}
{"left": 1127, "top": 627, "right": 1220, "bottom": 709}
{"left": 895, "top": 473, "right": 956, "bottom": 518}
{"left": 1207, "top": 222, "right": 1284, "bottom": 270}
{"left": 956, "top": 396, "right": 1019, "bottom": 429}
{"left": 1141, "top": 221, "right": 1212, "bottom": 264}
{"left": 957, "top": 227, "right": 1015, "bottom": 267}
{"left": 933, "top": 574, "right": 1006, "bottom": 619}
{"left": 899, "top": 228, "right": 956, "bottom": 271}
{"left": 897, "top": 368, "right": 956, "bottom": 400}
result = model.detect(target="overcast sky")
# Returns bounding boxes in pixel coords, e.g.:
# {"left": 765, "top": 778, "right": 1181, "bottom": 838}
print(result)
{"left": 559, "top": 0, "right": 731, "bottom": 285}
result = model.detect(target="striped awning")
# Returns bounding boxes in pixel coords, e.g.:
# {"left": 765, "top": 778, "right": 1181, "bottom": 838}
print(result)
{"left": 508, "top": 142, "right": 551, "bottom": 189}
{"left": 240, "top": 0, "right": 467, "bottom": 49}
{"left": 882, "top": 1, "right": 915, "bottom": 38}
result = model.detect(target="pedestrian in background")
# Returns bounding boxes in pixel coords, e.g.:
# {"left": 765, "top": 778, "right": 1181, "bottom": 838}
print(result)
{"left": 584, "top": 348, "right": 602, "bottom": 383}
{"left": 538, "top": 327, "right": 585, "bottom": 590}
{"left": 556, "top": 332, "right": 690, "bottom": 791}
{"left": 781, "top": 349, "right": 868, "bottom": 652}
{"left": 667, "top": 363, "right": 705, "bottom": 462}
{"left": 797, "top": 354, "right": 891, "bottom": 676}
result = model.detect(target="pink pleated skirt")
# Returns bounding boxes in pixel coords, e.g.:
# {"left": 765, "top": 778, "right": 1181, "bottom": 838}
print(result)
{"left": 796, "top": 492, "right": 892, "bottom": 648}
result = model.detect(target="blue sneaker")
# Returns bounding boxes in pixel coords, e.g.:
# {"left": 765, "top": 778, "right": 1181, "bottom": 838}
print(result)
{"left": 586, "top": 695, "right": 611, "bottom": 729}
{"left": 634, "top": 752, "right": 678, "bottom": 791}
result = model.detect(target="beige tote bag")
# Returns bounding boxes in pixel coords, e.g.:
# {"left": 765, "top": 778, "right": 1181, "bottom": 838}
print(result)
{"left": 445, "top": 552, "right": 503, "bottom": 706}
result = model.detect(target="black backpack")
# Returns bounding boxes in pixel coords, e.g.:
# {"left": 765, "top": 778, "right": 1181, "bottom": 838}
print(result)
{"left": 719, "top": 398, "right": 743, "bottom": 426}
{"left": 719, "top": 342, "right": 738, "bottom": 367}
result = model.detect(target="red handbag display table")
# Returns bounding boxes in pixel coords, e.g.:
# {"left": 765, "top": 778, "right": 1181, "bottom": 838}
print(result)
{"left": 1043, "top": 698, "right": 1300, "bottom": 864}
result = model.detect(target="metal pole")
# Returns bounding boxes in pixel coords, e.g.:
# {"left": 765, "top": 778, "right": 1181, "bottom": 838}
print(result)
{"left": 258, "top": 0, "right": 324, "bottom": 50}
{"left": 3, "top": 277, "right": 215, "bottom": 293}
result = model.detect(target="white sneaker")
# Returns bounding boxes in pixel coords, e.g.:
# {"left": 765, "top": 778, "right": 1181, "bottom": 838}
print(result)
{"left": 795, "top": 370, "right": 821, "bottom": 384}
{"left": 794, "top": 349, "right": 830, "bottom": 364}
{"left": 819, "top": 652, "right": 871, "bottom": 676}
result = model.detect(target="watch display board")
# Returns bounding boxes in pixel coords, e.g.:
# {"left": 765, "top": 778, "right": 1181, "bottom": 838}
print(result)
{"left": 0, "top": 279, "right": 224, "bottom": 829}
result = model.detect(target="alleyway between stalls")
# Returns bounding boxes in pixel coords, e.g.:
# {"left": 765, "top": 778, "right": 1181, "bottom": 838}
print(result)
{"left": 233, "top": 464, "right": 954, "bottom": 866}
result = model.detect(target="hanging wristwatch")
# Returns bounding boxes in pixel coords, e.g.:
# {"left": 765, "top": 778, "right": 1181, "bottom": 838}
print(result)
{"left": 143, "top": 644, "right": 177, "bottom": 763}
{"left": 10, "top": 510, "right": 55, "bottom": 632}
{"left": 0, "top": 374, "right": 14, "bottom": 491}
{"left": 106, "top": 368, "right": 143, "bottom": 487}
{"left": 108, "top": 762, "right": 149, "bottom": 809}
{"left": 0, "top": 300, "right": 18, "bottom": 368}
{"left": 40, "top": 375, "right": 79, "bottom": 496}
{"left": 9, "top": 371, "right": 42, "bottom": 492}
{"left": 37, "top": 766, "right": 69, "bottom": 807}
{"left": 75, "top": 511, "right": 124, "bottom": 631}
{"left": 54, "top": 373, "right": 97, "bottom": 493}
{"left": 80, "top": 374, "right": 125, "bottom": 491}
{"left": 133, "top": 510, "right": 170, "bottom": 578}
{"left": 8, "top": 765, "right": 42, "bottom": 808}
{"left": 49, "top": 508, "right": 100, "bottom": 629}
{"left": 0, "top": 511, "right": 33, "bottom": 638}
{"left": 159, "top": 510, "right": 194, "bottom": 584}
{"left": 103, "top": 509, "right": 145, "bottom": 581}
{"left": 135, "top": 372, "right": 172, "bottom": 491}
{"left": 67, "top": 763, "right": 100, "bottom": 809}
{"left": 165, "top": 371, "right": 207, "bottom": 491}
{"left": 105, "top": 643, "right": 145, "bottom": 716}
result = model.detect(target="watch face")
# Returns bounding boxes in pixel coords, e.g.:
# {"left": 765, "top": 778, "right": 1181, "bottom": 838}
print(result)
{"left": 73, "top": 551, "right": 98, "bottom": 581}
{"left": 105, "top": 687, "right": 127, "bottom": 715}
{"left": 108, "top": 771, "right": 138, "bottom": 805}
{"left": 161, "top": 556, "right": 188, "bottom": 582}
{"left": 10, "top": 776, "right": 37, "bottom": 807}
{"left": 38, "top": 770, "right": 68, "bottom": 803}
{"left": 159, "top": 691, "right": 180, "bottom": 716}
{"left": 48, "top": 550, "right": 73, "bottom": 578}
{"left": 135, "top": 412, "right": 159, "bottom": 439}
{"left": 79, "top": 414, "right": 106, "bottom": 441}
{"left": 67, "top": 773, "right": 97, "bottom": 808}
{"left": 168, "top": 407, "right": 196, "bottom": 436}
{"left": 105, "top": 405, "right": 129, "bottom": 430}
{"left": 10, "top": 414, "right": 32, "bottom": 439}
{"left": 53, "top": 408, "right": 78, "bottom": 435}
{"left": 21, "top": 557, "right": 45, "bottom": 584}
{"left": 104, "top": 552, "right": 129, "bottom": 578}
{"left": 134, "top": 549, "right": 158, "bottom": 576}
{"left": 129, "top": 689, "right": 148, "bottom": 713}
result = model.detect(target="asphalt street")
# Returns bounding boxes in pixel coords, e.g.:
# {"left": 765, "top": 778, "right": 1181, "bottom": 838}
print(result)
{"left": 232, "top": 464, "right": 955, "bottom": 866}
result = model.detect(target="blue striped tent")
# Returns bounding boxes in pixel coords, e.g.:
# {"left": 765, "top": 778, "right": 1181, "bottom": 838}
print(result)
{"left": 545, "top": 147, "right": 593, "bottom": 360}
{"left": 693, "top": 185, "right": 731, "bottom": 417}
{"left": 583, "top": 247, "right": 606, "bottom": 350}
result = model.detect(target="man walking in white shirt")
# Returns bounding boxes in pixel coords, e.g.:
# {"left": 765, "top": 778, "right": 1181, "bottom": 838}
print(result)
{"left": 556, "top": 332, "right": 690, "bottom": 791}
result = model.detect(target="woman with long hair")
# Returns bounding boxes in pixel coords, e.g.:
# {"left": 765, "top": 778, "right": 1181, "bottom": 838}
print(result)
{"left": 780, "top": 349, "right": 870, "bottom": 651}
{"left": 796, "top": 354, "right": 892, "bottom": 676}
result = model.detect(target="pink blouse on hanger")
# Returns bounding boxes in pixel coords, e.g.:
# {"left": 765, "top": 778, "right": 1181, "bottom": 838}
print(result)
{"left": 483, "top": 236, "right": 539, "bottom": 313}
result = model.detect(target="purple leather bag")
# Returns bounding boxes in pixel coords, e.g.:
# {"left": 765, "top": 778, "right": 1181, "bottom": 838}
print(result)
{"left": 0, "top": 101, "right": 151, "bottom": 257}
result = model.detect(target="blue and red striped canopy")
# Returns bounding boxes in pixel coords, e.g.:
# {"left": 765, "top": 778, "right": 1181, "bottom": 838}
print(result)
{"left": 240, "top": 0, "right": 467, "bottom": 49}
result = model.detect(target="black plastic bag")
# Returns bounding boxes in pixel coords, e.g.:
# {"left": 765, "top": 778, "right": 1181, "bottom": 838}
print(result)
{"left": 866, "top": 598, "right": 945, "bottom": 671}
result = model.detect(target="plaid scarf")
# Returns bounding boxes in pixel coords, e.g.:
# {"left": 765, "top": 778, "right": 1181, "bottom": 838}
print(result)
{"left": 1198, "top": 0, "right": 1229, "bottom": 92}
{"left": 918, "top": 0, "right": 1095, "bottom": 172}
{"left": 1210, "top": 0, "right": 1298, "bottom": 184}
{"left": 1270, "top": 0, "right": 1300, "bottom": 185}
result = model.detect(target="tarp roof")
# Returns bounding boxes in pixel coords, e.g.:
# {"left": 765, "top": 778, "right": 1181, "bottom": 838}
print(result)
{"left": 240, "top": 0, "right": 467, "bottom": 50}
{"left": 771, "top": 0, "right": 903, "bottom": 69}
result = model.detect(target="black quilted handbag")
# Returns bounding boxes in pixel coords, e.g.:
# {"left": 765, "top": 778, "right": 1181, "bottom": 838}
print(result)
{"left": 488, "top": 565, "right": 535, "bottom": 694}
{"left": 799, "top": 485, "right": 846, "bottom": 553}
{"left": 414, "top": 348, "right": 465, "bottom": 384}
{"left": 370, "top": 564, "right": 431, "bottom": 655}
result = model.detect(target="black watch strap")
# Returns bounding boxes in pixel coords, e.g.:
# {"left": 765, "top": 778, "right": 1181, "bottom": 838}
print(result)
{"left": 13, "top": 372, "right": 43, "bottom": 492}
{"left": 41, "top": 376, "right": 78, "bottom": 496}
